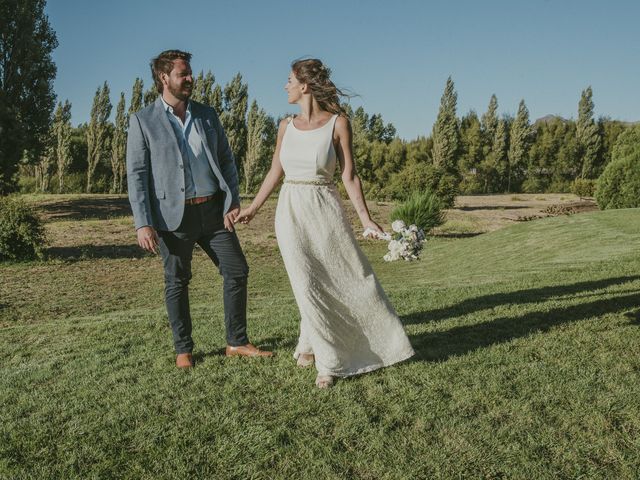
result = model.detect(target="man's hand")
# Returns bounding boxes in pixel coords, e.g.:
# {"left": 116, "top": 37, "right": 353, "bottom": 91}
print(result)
{"left": 137, "top": 226, "right": 159, "bottom": 254}
{"left": 224, "top": 204, "right": 240, "bottom": 232}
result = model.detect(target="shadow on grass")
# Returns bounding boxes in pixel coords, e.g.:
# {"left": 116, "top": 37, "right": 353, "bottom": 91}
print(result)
{"left": 407, "top": 290, "right": 640, "bottom": 362}
{"left": 456, "top": 205, "right": 530, "bottom": 211}
{"left": 39, "top": 197, "right": 131, "bottom": 221}
{"left": 403, "top": 275, "right": 640, "bottom": 325}
{"left": 46, "top": 244, "right": 148, "bottom": 260}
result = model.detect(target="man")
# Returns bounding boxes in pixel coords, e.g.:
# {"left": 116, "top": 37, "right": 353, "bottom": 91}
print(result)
{"left": 127, "top": 49, "right": 272, "bottom": 368}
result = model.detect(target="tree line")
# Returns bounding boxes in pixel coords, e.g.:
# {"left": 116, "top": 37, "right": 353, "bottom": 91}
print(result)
{"left": 23, "top": 74, "right": 632, "bottom": 205}
{"left": 1, "top": 1, "right": 634, "bottom": 201}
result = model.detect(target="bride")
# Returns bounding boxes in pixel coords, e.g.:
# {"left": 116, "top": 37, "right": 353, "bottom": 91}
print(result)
{"left": 236, "top": 58, "right": 414, "bottom": 388}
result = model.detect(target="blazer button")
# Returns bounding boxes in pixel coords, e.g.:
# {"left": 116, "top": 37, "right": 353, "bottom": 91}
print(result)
{"left": 181, "top": 188, "right": 185, "bottom": 192}
{"left": 179, "top": 164, "right": 184, "bottom": 169}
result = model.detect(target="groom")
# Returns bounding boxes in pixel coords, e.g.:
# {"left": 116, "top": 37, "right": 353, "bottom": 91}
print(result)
{"left": 126, "top": 49, "right": 272, "bottom": 368}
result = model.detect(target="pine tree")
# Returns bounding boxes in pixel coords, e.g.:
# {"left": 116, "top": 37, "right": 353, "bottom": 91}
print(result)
{"left": 220, "top": 74, "right": 248, "bottom": 171}
{"left": 576, "top": 86, "right": 602, "bottom": 179}
{"left": 431, "top": 76, "right": 460, "bottom": 172}
{"left": 492, "top": 119, "right": 509, "bottom": 191}
{"left": 55, "top": 100, "right": 72, "bottom": 192}
{"left": 111, "top": 93, "right": 127, "bottom": 193}
{"left": 507, "top": 100, "right": 533, "bottom": 192}
{"left": 86, "top": 82, "right": 112, "bottom": 193}
{"left": 129, "top": 78, "right": 143, "bottom": 117}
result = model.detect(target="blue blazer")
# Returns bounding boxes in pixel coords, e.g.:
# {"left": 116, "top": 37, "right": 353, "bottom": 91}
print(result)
{"left": 126, "top": 97, "right": 240, "bottom": 231}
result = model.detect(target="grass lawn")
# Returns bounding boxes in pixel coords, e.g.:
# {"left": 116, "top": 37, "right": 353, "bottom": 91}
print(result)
{"left": 1, "top": 195, "right": 639, "bottom": 479}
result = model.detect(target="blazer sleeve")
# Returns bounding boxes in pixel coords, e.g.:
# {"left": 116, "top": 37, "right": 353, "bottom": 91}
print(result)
{"left": 212, "top": 111, "right": 241, "bottom": 207}
{"left": 126, "top": 113, "right": 154, "bottom": 229}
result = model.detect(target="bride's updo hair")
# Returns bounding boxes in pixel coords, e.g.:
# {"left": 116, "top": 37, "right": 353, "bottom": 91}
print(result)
{"left": 291, "top": 58, "right": 350, "bottom": 116}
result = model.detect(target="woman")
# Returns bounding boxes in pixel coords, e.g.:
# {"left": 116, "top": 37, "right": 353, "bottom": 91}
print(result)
{"left": 235, "top": 59, "right": 414, "bottom": 388}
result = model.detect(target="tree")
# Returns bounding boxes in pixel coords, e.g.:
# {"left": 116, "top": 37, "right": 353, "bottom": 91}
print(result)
{"left": 483, "top": 118, "right": 509, "bottom": 193}
{"left": 576, "top": 86, "right": 602, "bottom": 179}
{"left": 129, "top": 77, "right": 143, "bottom": 117}
{"left": 54, "top": 100, "right": 72, "bottom": 192}
{"left": 143, "top": 85, "right": 157, "bottom": 107}
{"left": 431, "top": 76, "right": 460, "bottom": 172}
{"left": 0, "top": 0, "right": 58, "bottom": 194}
{"left": 458, "top": 111, "right": 483, "bottom": 193}
{"left": 507, "top": 100, "right": 533, "bottom": 192}
{"left": 481, "top": 94, "right": 499, "bottom": 150}
{"left": 220, "top": 73, "right": 248, "bottom": 172}
{"left": 110, "top": 92, "right": 127, "bottom": 193}
{"left": 244, "top": 100, "right": 275, "bottom": 193}
{"left": 86, "top": 82, "right": 112, "bottom": 193}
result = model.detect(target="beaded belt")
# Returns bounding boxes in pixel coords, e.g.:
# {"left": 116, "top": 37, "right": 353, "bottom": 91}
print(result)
{"left": 283, "top": 179, "right": 333, "bottom": 186}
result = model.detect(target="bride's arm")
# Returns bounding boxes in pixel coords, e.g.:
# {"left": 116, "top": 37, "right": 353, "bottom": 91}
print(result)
{"left": 335, "top": 116, "right": 384, "bottom": 234}
{"left": 236, "top": 119, "right": 288, "bottom": 223}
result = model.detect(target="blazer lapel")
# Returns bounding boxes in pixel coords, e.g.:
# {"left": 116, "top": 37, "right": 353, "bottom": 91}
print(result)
{"left": 154, "top": 97, "right": 180, "bottom": 145}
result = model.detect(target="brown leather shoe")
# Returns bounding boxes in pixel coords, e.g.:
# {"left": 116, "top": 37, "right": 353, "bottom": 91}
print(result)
{"left": 225, "top": 343, "right": 273, "bottom": 358}
{"left": 176, "top": 353, "right": 194, "bottom": 369}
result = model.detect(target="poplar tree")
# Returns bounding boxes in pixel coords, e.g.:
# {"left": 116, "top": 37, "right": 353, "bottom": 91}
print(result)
{"left": 86, "top": 82, "right": 112, "bottom": 193}
{"left": 492, "top": 118, "right": 509, "bottom": 191}
{"left": 431, "top": 76, "right": 460, "bottom": 172}
{"left": 507, "top": 100, "right": 533, "bottom": 192}
{"left": 110, "top": 93, "right": 127, "bottom": 193}
{"left": 221, "top": 74, "right": 248, "bottom": 169}
{"left": 576, "top": 86, "right": 602, "bottom": 178}
{"left": 211, "top": 84, "right": 223, "bottom": 112}
{"left": 244, "top": 100, "right": 275, "bottom": 193}
{"left": 129, "top": 77, "right": 143, "bottom": 117}
{"left": 143, "top": 85, "right": 157, "bottom": 106}
{"left": 54, "top": 100, "right": 72, "bottom": 192}
{"left": 481, "top": 94, "right": 499, "bottom": 148}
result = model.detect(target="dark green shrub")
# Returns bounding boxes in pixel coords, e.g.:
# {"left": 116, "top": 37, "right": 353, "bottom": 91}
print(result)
{"left": 595, "top": 125, "right": 640, "bottom": 209}
{"left": 570, "top": 178, "right": 596, "bottom": 198}
{"left": 595, "top": 151, "right": 640, "bottom": 209}
{"left": 386, "top": 162, "right": 458, "bottom": 207}
{"left": 0, "top": 196, "right": 46, "bottom": 261}
{"left": 390, "top": 189, "right": 445, "bottom": 233}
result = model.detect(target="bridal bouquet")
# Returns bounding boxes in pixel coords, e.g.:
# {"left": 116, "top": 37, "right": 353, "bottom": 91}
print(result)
{"left": 363, "top": 220, "right": 426, "bottom": 262}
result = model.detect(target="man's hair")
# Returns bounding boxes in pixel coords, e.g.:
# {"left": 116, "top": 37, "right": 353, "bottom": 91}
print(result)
{"left": 150, "top": 50, "right": 192, "bottom": 93}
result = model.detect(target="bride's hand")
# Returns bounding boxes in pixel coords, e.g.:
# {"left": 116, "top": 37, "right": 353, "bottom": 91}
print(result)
{"left": 235, "top": 206, "right": 257, "bottom": 224}
{"left": 362, "top": 219, "right": 385, "bottom": 236}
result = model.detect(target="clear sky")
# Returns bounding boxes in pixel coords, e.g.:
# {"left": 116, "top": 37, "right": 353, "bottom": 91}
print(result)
{"left": 46, "top": 0, "right": 640, "bottom": 140}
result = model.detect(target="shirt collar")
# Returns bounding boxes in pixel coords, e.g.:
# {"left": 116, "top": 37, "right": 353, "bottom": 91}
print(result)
{"left": 160, "top": 96, "right": 191, "bottom": 116}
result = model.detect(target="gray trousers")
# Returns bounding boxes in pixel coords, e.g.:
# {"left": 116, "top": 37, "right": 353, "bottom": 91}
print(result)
{"left": 157, "top": 194, "right": 249, "bottom": 353}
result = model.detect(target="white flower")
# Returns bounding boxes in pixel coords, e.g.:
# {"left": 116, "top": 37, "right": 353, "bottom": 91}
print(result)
{"left": 391, "top": 220, "right": 406, "bottom": 233}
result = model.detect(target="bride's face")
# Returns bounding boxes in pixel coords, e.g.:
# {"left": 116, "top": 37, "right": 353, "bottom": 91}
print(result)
{"left": 285, "top": 71, "right": 305, "bottom": 104}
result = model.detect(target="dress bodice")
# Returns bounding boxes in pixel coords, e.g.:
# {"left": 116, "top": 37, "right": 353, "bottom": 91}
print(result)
{"left": 279, "top": 114, "right": 339, "bottom": 182}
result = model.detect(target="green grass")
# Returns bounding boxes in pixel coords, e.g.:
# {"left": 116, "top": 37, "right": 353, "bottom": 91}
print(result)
{"left": 2, "top": 205, "right": 640, "bottom": 479}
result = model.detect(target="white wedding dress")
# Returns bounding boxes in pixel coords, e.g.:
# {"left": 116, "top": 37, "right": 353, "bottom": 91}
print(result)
{"left": 274, "top": 114, "right": 415, "bottom": 377}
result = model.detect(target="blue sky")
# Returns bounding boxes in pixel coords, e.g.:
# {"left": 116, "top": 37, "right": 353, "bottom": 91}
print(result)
{"left": 46, "top": 0, "right": 640, "bottom": 140}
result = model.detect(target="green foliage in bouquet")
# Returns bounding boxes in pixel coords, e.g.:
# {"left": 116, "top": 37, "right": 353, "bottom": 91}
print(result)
{"left": 390, "top": 189, "right": 446, "bottom": 233}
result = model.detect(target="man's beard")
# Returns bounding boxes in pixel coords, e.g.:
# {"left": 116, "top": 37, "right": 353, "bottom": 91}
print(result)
{"left": 167, "top": 82, "right": 192, "bottom": 101}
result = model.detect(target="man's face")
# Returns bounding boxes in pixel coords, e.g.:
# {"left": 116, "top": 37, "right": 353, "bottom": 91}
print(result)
{"left": 163, "top": 59, "right": 193, "bottom": 101}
